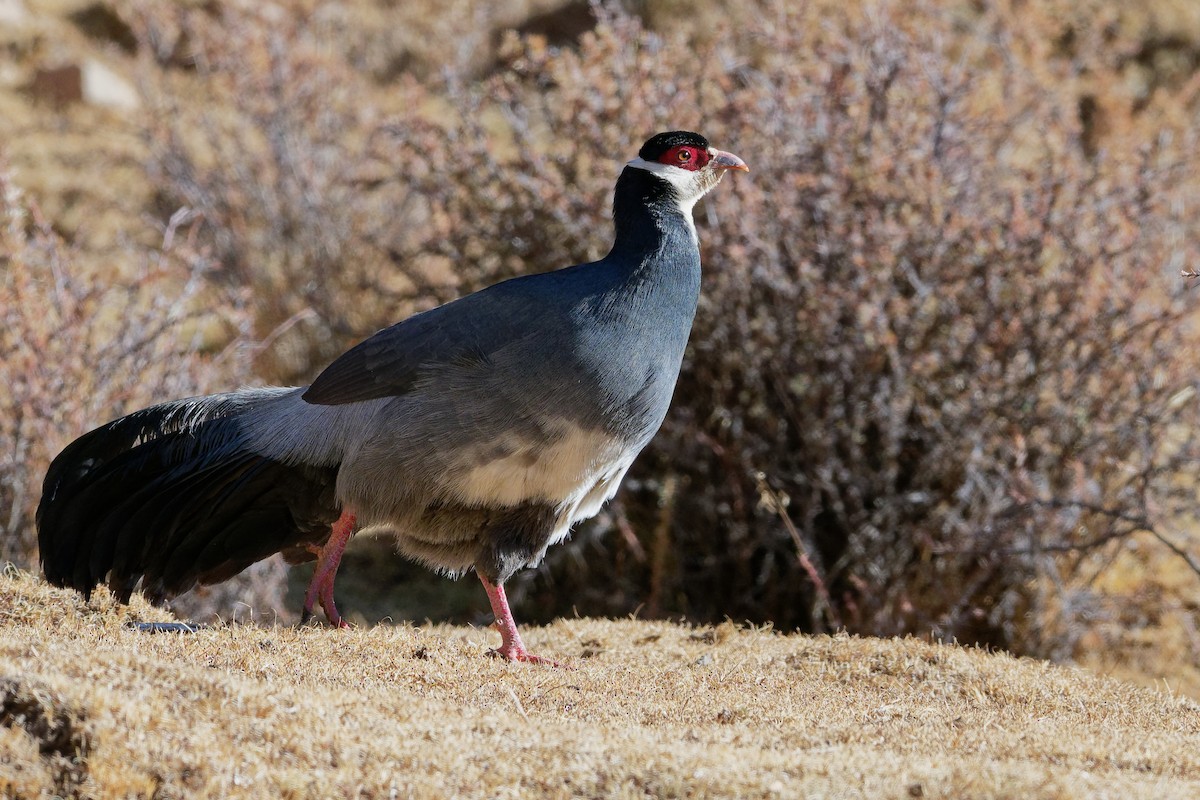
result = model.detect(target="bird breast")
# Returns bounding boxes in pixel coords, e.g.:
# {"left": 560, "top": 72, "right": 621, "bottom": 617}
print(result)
{"left": 451, "top": 420, "right": 634, "bottom": 517}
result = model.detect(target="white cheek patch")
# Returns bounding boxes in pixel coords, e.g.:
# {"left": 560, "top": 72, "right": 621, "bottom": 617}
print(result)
{"left": 625, "top": 157, "right": 702, "bottom": 212}
{"left": 625, "top": 156, "right": 702, "bottom": 243}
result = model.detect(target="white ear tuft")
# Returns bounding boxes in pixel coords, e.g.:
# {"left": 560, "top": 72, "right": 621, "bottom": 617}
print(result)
{"left": 626, "top": 157, "right": 704, "bottom": 217}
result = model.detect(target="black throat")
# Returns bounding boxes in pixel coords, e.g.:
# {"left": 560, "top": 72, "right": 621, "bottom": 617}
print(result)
{"left": 607, "top": 165, "right": 695, "bottom": 265}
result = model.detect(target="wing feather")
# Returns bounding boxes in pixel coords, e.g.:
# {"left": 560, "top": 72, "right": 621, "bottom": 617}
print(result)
{"left": 302, "top": 270, "right": 587, "bottom": 406}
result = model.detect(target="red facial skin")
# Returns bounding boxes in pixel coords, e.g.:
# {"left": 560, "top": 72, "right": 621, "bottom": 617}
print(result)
{"left": 657, "top": 144, "right": 711, "bottom": 171}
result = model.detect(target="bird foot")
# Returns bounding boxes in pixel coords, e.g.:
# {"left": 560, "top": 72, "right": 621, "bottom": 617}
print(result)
{"left": 301, "top": 571, "right": 352, "bottom": 628}
{"left": 486, "top": 644, "right": 567, "bottom": 668}
{"left": 299, "top": 510, "right": 356, "bottom": 628}
{"left": 476, "top": 574, "right": 567, "bottom": 666}
{"left": 300, "top": 598, "right": 352, "bottom": 629}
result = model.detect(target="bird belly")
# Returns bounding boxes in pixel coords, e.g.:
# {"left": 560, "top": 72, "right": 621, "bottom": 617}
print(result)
{"left": 340, "top": 419, "right": 637, "bottom": 578}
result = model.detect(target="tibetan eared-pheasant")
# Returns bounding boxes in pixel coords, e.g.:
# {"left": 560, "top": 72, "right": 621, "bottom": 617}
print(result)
{"left": 37, "top": 131, "right": 748, "bottom": 663}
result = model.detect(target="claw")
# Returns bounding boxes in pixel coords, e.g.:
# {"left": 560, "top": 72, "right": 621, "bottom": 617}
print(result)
{"left": 486, "top": 645, "right": 565, "bottom": 668}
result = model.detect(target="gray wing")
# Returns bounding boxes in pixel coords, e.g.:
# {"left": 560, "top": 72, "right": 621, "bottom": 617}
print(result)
{"left": 302, "top": 272, "right": 581, "bottom": 406}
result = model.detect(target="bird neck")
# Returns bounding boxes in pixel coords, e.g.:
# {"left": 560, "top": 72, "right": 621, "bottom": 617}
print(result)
{"left": 606, "top": 166, "right": 699, "bottom": 266}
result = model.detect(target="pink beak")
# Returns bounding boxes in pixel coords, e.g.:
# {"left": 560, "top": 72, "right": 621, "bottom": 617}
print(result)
{"left": 711, "top": 149, "right": 749, "bottom": 172}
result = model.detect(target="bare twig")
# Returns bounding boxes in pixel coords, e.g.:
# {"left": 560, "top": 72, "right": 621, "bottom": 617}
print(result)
{"left": 755, "top": 472, "right": 843, "bottom": 631}
{"left": 1031, "top": 497, "right": 1200, "bottom": 580}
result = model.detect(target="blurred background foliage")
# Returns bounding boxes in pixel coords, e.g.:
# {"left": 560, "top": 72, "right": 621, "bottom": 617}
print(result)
{"left": 3, "top": 0, "right": 1200, "bottom": 694}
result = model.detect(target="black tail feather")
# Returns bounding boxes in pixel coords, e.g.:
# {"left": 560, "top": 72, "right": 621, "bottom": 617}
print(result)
{"left": 37, "top": 391, "right": 339, "bottom": 605}
{"left": 38, "top": 393, "right": 257, "bottom": 586}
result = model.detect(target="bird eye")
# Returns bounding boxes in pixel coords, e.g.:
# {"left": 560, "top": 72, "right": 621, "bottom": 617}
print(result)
{"left": 658, "top": 144, "right": 708, "bottom": 170}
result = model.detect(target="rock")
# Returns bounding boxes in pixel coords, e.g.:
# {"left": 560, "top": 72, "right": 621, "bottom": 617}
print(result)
{"left": 81, "top": 59, "right": 139, "bottom": 110}
{"left": 29, "top": 65, "right": 83, "bottom": 105}
{"left": 0, "top": 0, "right": 28, "bottom": 26}
{"left": 69, "top": 2, "right": 138, "bottom": 54}
{"left": 513, "top": 0, "right": 596, "bottom": 47}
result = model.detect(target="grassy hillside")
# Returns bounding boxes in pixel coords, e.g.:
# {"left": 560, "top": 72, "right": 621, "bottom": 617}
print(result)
{"left": 4, "top": 0, "right": 1200, "bottom": 764}
{"left": 3, "top": 570, "right": 1200, "bottom": 799}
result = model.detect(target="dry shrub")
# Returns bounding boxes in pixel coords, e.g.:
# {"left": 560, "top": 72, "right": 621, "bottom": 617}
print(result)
{"left": 130, "top": 1, "right": 451, "bottom": 384}
{"left": 0, "top": 161, "right": 273, "bottom": 620}
{"left": 374, "top": 3, "right": 1200, "bottom": 658}
{"left": 123, "top": 0, "right": 1200, "bottom": 658}
{"left": 128, "top": 1, "right": 741, "bottom": 385}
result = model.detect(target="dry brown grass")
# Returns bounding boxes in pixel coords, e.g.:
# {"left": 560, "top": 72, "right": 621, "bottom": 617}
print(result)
{"left": 3, "top": 569, "right": 1200, "bottom": 799}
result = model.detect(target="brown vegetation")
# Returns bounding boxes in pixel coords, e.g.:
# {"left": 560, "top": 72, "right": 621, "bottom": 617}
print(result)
{"left": 2, "top": 0, "right": 1200, "bottom": 700}
{"left": 0, "top": 165, "right": 250, "bottom": 568}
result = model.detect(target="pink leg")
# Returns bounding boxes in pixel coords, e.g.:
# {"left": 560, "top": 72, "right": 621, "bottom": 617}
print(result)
{"left": 478, "top": 574, "right": 563, "bottom": 667}
{"left": 301, "top": 510, "right": 356, "bottom": 628}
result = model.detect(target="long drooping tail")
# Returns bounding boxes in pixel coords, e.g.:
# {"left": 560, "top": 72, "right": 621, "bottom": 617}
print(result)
{"left": 37, "top": 388, "right": 340, "bottom": 604}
